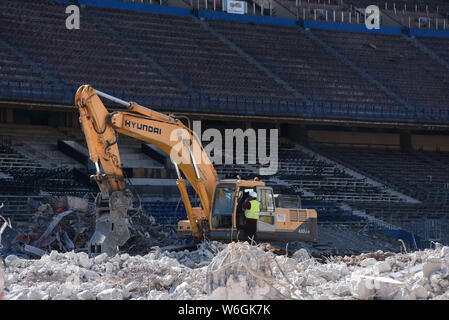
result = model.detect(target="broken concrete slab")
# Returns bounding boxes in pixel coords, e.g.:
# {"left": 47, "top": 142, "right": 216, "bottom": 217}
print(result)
{"left": 94, "top": 253, "right": 108, "bottom": 264}
{"left": 66, "top": 196, "right": 89, "bottom": 212}
{"left": 373, "top": 277, "right": 404, "bottom": 299}
{"left": 389, "top": 263, "right": 425, "bottom": 279}
{"left": 422, "top": 260, "right": 442, "bottom": 279}
{"left": 77, "top": 290, "right": 94, "bottom": 300}
{"left": 29, "top": 288, "right": 46, "bottom": 300}
{"left": 292, "top": 248, "right": 310, "bottom": 262}
{"left": 97, "top": 288, "right": 123, "bottom": 300}
{"left": 351, "top": 274, "right": 404, "bottom": 300}
{"left": 125, "top": 281, "right": 140, "bottom": 292}
{"left": 350, "top": 275, "right": 376, "bottom": 300}
{"left": 5, "top": 255, "right": 21, "bottom": 267}
{"left": 374, "top": 261, "right": 391, "bottom": 274}
{"left": 77, "top": 252, "right": 92, "bottom": 269}
{"left": 411, "top": 284, "right": 429, "bottom": 299}
{"left": 393, "top": 288, "right": 416, "bottom": 300}
{"left": 360, "top": 258, "right": 377, "bottom": 267}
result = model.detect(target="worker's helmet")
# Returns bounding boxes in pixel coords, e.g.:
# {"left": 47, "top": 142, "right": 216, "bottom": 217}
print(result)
{"left": 250, "top": 191, "right": 257, "bottom": 198}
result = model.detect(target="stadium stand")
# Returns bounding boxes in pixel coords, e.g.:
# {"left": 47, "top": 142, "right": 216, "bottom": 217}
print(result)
{"left": 0, "top": 137, "right": 91, "bottom": 223}
{"left": 207, "top": 19, "right": 398, "bottom": 110}
{"left": 0, "top": 0, "right": 188, "bottom": 104}
{"left": 274, "top": 147, "right": 403, "bottom": 202}
{"left": 418, "top": 37, "right": 449, "bottom": 64}
{"left": 306, "top": 142, "right": 449, "bottom": 242}
{"left": 309, "top": 143, "right": 449, "bottom": 203}
{"left": 1, "top": 0, "right": 448, "bottom": 121}
{"left": 313, "top": 29, "right": 449, "bottom": 111}
{"left": 91, "top": 6, "right": 293, "bottom": 99}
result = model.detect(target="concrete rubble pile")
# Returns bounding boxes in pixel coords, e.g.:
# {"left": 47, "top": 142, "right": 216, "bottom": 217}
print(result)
{"left": 0, "top": 196, "right": 176, "bottom": 258}
{"left": 2, "top": 241, "right": 449, "bottom": 300}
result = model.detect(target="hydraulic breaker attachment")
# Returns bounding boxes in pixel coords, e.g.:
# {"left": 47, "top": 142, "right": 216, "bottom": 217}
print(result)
{"left": 88, "top": 189, "right": 132, "bottom": 256}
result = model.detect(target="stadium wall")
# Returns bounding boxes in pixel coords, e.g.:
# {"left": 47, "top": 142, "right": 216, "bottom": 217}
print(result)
{"left": 407, "top": 28, "right": 449, "bottom": 39}
{"left": 307, "top": 130, "right": 401, "bottom": 147}
{"left": 196, "top": 10, "right": 297, "bottom": 26}
{"left": 411, "top": 134, "right": 449, "bottom": 151}
{"left": 300, "top": 20, "right": 403, "bottom": 35}
{"left": 307, "top": 129, "right": 449, "bottom": 151}
{"left": 77, "top": 0, "right": 191, "bottom": 16}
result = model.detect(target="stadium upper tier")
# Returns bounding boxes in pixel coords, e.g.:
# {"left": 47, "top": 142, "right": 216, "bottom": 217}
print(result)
{"left": 313, "top": 29, "right": 449, "bottom": 110}
{"left": 0, "top": 0, "right": 448, "bottom": 123}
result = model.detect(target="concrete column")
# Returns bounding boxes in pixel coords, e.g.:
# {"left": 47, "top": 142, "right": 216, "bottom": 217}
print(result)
{"left": 279, "top": 122, "right": 288, "bottom": 138}
{"left": 5, "top": 108, "right": 13, "bottom": 123}
{"left": 400, "top": 129, "right": 412, "bottom": 150}
{"left": 66, "top": 112, "right": 79, "bottom": 128}
{"left": 287, "top": 123, "right": 307, "bottom": 143}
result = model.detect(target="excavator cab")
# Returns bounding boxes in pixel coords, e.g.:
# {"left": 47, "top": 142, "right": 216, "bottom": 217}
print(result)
{"left": 179, "top": 179, "right": 318, "bottom": 242}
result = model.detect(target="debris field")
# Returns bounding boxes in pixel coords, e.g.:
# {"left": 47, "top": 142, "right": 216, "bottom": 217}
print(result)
{"left": 2, "top": 241, "right": 449, "bottom": 300}
{"left": 1, "top": 196, "right": 448, "bottom": 300}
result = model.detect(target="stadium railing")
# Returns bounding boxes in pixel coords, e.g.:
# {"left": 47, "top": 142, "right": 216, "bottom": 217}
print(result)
{"left": 1, "top": 82, "right": 449, "bottom": 123}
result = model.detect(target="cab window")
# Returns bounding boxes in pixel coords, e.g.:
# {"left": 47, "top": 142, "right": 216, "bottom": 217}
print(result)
{"left": 259, "top": 189, "right": 274, "bottom": 212}
{"left": 211, "top": 184, "right": 236, "bottom": 228}
{"left": 212, "top": 184, "right": 236, "bottom": 215}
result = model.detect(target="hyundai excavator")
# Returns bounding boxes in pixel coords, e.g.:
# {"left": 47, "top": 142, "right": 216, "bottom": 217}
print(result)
{"left": 75, "top": 85, "right": 317, "bottom": 256}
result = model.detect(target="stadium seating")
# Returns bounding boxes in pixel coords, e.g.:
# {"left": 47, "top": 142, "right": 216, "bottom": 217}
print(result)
{"left": 0, "top": 0, "right": 187, "bottom": 104}
{"left": 212, "top": 145, "right": 406, "bottom": 225}
{"left": 313, "top": 29, "right": 449, "bottom": 111}
{"left": 0, "top": 130, "right": 93, "bottom": 222}
{"left": 207, "top": 19, "right": 399, "bottom": 113}
{"left": 418, "top": 37, "right": 449, "bottom": 64}
{"left": 0, "top": 0, "right": 448, "bottom": 121}
{"left": 302, "top": 200, "right": 365, "bottom": 224}
{"left": 274, "top": 147, "right": 404, "bottom": 202}
{"left": 310, "top": 143, "right": 449, "bottom": 204}
{"left": 141, "top": 200, "right": 186, "bottom": 225}
{"left": 92, "top": 6, "right": 294, "bottom": 100}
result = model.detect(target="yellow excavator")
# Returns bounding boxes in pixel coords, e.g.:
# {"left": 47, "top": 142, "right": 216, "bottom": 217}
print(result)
{"left": 75, "top": 85, "right": 317, "bottom": 256}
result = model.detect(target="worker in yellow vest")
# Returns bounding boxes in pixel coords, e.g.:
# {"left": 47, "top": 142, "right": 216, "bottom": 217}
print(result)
{"left": 242, "top": 191, "right": 260, "bottom": 242}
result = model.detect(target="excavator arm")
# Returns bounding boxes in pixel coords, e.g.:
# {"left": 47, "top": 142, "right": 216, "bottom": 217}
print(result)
{"left": 75, "top": 85, "right": 217, "bottom": 255}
